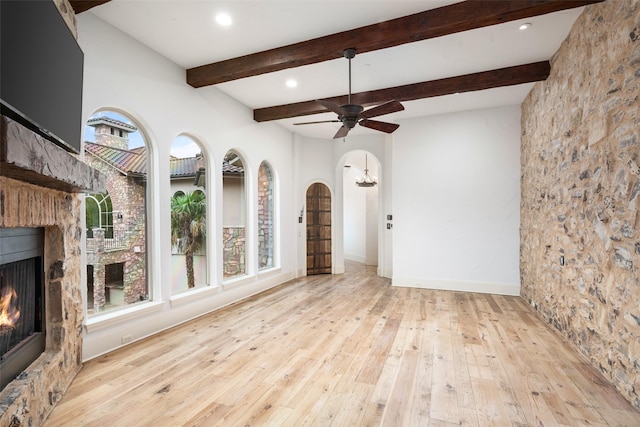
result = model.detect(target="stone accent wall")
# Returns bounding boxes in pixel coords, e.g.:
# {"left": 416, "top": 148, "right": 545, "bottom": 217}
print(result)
{"left": 223, "top": 227, "right": 246, "bottom": 277}
{"left": 521, "top": 0, "right": 640, "bottom": 410}
{"left": 0, "top": 177, "right": 84, "bottom": 426}
{"left": 258, "top": 163, "right": 274, "bottom": 270}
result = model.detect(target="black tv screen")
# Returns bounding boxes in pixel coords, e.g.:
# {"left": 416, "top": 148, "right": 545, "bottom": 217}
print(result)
{"left": 1, "top": 0, "right": 84, "bottom": 153}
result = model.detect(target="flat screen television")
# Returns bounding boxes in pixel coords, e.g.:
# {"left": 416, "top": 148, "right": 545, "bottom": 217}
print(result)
{"left": 1, "top": 0, "right": 84, "bottom": 153}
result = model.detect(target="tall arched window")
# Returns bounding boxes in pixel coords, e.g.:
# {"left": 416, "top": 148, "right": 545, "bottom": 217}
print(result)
{"left": 85, "top": 192, "right": 113, "bottom": 238}
{"left": 84, "top": 111, "right": 149, "bottom": 315}
{"left": 258, "top": 161, "right": 274, "bottom": 270}
{"left": 169, "top": 136, "right": 208, "bottom": 294}
{"left": 222, "top": 150, "right": 246, "bottom": 278}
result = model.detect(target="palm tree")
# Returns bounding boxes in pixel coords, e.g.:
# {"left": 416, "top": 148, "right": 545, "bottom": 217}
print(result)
{"left": 170, "top": 191, "right": 206, "bottom": 288}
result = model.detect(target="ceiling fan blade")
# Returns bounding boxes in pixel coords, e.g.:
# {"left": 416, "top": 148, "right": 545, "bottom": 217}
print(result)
{"left": 359, "top": 100, "right": 404, "bottom": 119}
{"left": 316, "top": 99, "right": 346, "bottom": 116}
{"left": 293, "top": 120, "right": 341, "bottom": 125}
{"left": 359, "top": 119, "right": 400, "bottom": 134}
{"left": 333, "top": 125, "right": 350, "bottom": 139}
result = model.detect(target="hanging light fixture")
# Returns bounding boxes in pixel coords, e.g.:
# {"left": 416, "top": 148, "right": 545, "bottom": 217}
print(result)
{"left": 355, "top": 154, "right": 377, "bottom": 187}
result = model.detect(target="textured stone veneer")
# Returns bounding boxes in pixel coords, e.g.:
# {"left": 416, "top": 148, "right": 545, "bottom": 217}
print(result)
{"left": 521, "top": 0, "right": 640, "bottom": 409}
{"left": 0, "top": 177, "right": 85, "bottom": 426}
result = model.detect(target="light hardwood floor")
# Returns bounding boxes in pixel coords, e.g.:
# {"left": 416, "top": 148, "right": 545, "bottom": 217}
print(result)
{"left": 44, "top": 262, "right": 640, "bottom": 426}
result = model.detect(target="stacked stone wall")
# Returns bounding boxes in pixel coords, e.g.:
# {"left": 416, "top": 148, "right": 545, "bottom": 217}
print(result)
{"left": 258, "top": 163, "right": 274, "bottom": 270}
{"left": 0, "top": 177, "right": 84, "bottom": 426}
{"left": 93, "top": 124, "right": 129, "bottom": 150}
{"left": 520, "top": 0, "right": 640, "bottom": 409}
{"left": 223, "top": 227, "right": 246, "bottom": 277}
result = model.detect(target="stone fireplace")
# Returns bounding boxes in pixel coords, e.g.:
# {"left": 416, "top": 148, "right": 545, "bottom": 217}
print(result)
{"left": 0, "top": 0, "right": 102, "bottom": 424}
{"left": 0, "top": 227, "right": 45, "bottom": 391}
{"left": 0, "top": 117, "right": 103, "bottom": 425}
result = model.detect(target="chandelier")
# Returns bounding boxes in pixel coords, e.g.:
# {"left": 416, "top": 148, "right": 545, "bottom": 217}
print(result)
{"left": 355, "top": 154, "right": 377, "bottom": 187}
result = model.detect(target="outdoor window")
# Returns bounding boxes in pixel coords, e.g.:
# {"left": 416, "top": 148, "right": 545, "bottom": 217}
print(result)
{"left": 222, "top": 150, "right": 246, "bottom": 278}
{"left": 86, "top": 192, "right": 113, "bottom": 238}
{"left": 169, "top": 136, "right": 208, "bottom": 294}
{"left": 83, "top": 111, "right": 149, "bottom": 315}
{"left": 258, "top": 161, "right": 274, "bottom": 270}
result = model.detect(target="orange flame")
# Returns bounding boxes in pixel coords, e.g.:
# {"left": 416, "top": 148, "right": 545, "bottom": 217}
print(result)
{"left": 0, "top": 285, "right": 21, "bottom": 328}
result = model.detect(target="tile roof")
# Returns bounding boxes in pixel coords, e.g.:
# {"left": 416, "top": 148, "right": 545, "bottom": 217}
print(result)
{"left": 86, "top": 144, "right": 244, "bottom": 178}
{"left": 85, "top": 142, "right": 147, "bottom": 176}
{"left": 223, "top": 161, "right": 244, "bottom": 175}
{"left": 170, "top": 156, "right": 203, "bottom": 177}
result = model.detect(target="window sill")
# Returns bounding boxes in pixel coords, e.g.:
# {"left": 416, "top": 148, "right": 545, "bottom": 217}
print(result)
{"left": 84, "top": 300, "right": 165, "bottom": 334}
{"left": 170, "top": 285, "right": 220, "bottom": 307}
{"left": 258, "top": 266, "right": 281, "bottom": 279}
{"left": 222, "top": 274, "right": 254, "bottom": 290}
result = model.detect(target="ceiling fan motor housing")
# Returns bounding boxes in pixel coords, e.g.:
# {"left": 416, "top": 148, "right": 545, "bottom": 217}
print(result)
{"left": 343, "top": 48, "right": 356, "bottom": 59}
{"left": 340, "top": 104, "right": 364, "bottom": 128}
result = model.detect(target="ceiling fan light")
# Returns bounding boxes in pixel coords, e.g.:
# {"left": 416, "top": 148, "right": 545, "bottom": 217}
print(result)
{"left": 355, "top": 154, "right": 377, "bottom": 187}
{"left": 355, "top": 174, "right": 377, "bottom": 187}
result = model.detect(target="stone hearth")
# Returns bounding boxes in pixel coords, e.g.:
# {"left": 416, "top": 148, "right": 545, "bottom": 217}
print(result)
{"left": 0, "top": 113, "right": 103, "bottom": 425}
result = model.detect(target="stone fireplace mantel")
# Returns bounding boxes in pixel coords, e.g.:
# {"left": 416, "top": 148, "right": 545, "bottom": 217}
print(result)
{"left": 1, "top": 114, "right": 104, "bottom": 193}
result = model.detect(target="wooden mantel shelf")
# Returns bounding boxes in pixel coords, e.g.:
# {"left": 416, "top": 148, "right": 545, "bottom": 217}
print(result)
{"left": 0, "top": 115, "right": 105, "bottom": 193}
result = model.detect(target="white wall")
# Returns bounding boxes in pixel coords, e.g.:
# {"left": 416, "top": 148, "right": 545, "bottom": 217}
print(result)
{"left": 78, "top": 13, "right": 297, "bottom": 360}
{"left": 169, "top": 178, "right": 202, "bottom": 196}
{"left": 392, "top": 106, "right": 521, "bottom": 295}
{"left": 343, "top": 163, "right": 367, "bottom": 263}
{"left": 365, "top": 187, "right": 378, "bottom": 265}
{"left": 223, "top": 176, "right": 245, "bottom": 227}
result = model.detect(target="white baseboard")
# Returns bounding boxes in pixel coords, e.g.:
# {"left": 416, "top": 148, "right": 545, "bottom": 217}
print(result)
{"left": 344, "top": 254, "right": 365, "bottom": 263}
{"left": 392, "top": 276, "right": 520, "bottom": 296}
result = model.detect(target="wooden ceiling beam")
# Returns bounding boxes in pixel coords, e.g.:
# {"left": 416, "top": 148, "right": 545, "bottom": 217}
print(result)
{"left": 253, "top": 61, "right": 551, "bottom": 122}
{"left": 187, "top": 0, "right": 602, "bottom": 88}
{"left": 69, "top": 1, "right": 111, "bottom": 15}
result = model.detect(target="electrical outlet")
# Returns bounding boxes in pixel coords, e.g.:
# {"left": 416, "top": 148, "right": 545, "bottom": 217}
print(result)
{"left": 121, "top": 334, "right": 132, "bottom": 344}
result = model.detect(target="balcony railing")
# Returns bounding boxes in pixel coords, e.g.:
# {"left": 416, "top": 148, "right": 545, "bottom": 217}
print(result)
{"left": 87, "top": 228, "right": 129, "bottom": 252}
{"left": 104, "top": 229, "right": 128, "bottom": 251}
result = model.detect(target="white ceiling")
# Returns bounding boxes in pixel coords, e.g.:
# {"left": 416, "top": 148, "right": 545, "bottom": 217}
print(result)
{"left": 89, "top": 0, "right": 585, "bottom": 139}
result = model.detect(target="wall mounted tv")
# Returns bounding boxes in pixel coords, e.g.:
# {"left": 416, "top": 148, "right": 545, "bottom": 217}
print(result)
{"left": 1, "top": 0, "right": 84, "bottom": 154}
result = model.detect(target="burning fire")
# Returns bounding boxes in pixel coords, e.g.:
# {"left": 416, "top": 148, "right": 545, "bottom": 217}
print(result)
{"left": 0, "top": 285, "right": 21, "bottom": 329}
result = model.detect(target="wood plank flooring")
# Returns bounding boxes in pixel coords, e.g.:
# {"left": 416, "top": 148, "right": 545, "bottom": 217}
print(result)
{"left": 44, "top": 262, "right": 640, "bottom": 426}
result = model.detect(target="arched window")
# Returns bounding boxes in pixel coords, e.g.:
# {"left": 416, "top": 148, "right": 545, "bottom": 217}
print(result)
{"left": 85, "top": 192, "right": 113, "bottom": 238}
{"left": 84, "top": 111, "right": 149, "bottom": 315}
{"left": 222, "top": 150, "right": 246, "bottom": 278}
{"left": 169, "top": 135, "right": 207, "bottom": 294}
{"left": 258, "top": 161, "right": 274, "bottom": 270}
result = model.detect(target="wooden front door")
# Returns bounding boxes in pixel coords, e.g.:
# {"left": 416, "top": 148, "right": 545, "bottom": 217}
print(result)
{"left": 306, "top": 183, "right": 332, "bottom": 275}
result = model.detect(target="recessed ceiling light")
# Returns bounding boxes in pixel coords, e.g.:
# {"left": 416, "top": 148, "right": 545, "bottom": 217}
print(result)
{"left": 519, "top": 23, "right": 532, "bottom": 30}
{"left": 216, "top": 12, "right": 232, "bottom": 27}
{"left": 286, "top": 79, "right": 298, "bottom": 88}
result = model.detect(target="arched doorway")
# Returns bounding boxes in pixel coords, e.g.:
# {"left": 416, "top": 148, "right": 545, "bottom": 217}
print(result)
{"left": 343, "top": 151, "right": 379, "bottom": 267}
{"left": 306, "top": 183, "right": 332, "bottom": 275}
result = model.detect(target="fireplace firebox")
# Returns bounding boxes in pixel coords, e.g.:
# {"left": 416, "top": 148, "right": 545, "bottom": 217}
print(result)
{"left": 0, "top": 227, "right": 45, "bottom": 390}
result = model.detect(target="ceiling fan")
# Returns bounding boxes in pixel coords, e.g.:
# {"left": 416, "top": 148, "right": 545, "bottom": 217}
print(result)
{"left": 294, "top": 48, "right": 404, "bottom": 139}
